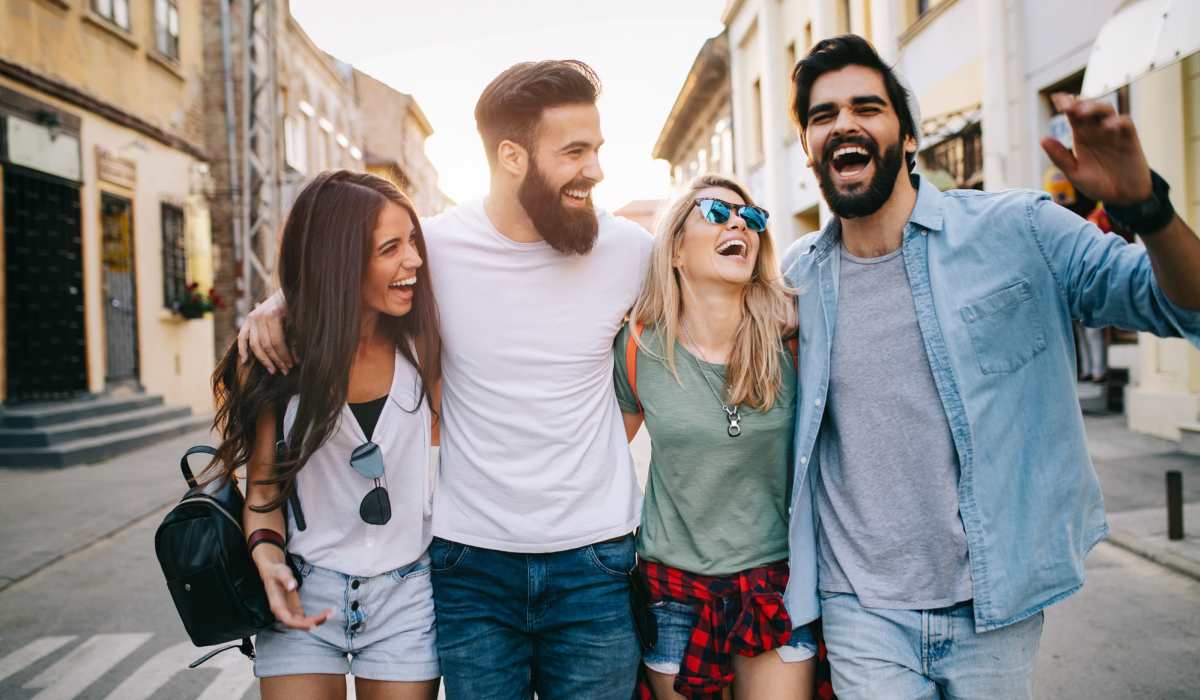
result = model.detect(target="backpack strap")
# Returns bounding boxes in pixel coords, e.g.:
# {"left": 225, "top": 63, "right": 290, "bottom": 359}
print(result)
{"left": 626, "top": 321, "right": 644, "bottom": 411}
{"left": 788, "top": 336, "right": 798, "bottom": 367}
{"left": 179, "top": 445, "right": 216, "bottom": 489}
{"left": 274, "top": 401, "right": 307, "bottom": 532}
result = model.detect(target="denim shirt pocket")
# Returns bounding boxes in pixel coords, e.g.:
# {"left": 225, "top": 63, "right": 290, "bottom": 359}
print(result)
{"left": 959, "top": 279, "right": 1048, "bottom": 374}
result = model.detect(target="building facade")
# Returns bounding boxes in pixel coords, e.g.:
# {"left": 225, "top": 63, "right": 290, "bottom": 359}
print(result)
{"left": 201, "top": 0, "right": 366, "bottom": 354}
{"left": 354, "top": 69, "right": 449, "bottom": 217}
{"left": 654, "top": 32, "right": 735, "bottom": 202}
{"left": 912, "top": 0, "right": 1200, "bottom": 442}
{"left": 202, "top": 1, "right": 448, "bottom": 354}
{"left": 716, "top": 0, "right": 1200, "bottom": 442}
{"left": 722, "top": 0, "right": 842, "bottom": 249}
{"left": 0, "top": 0, "right": 214, "bottom": 413}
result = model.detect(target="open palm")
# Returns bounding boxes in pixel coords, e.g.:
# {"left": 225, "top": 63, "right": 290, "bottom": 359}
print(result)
{"left": 1040, "top": 94, "right": 1152, "bottom": 207}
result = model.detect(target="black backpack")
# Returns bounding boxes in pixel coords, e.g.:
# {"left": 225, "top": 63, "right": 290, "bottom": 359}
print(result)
{"left": 154, "top": 410, "right": 306, "bottom": 667}
{"left": 154, "top": 445, "right": 274, "bottom": 666}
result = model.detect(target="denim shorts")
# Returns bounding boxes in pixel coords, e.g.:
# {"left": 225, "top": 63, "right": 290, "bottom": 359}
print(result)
{"left": 642, "top": 599, "right": 818, "bottom": 675}
{"left": 253, "top": 553, "right": 439, "bottom": 681}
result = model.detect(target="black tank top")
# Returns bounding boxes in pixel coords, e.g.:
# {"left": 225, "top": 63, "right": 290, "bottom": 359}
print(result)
{"left": 348, "top": 395, "right": 388, "bottom": 440}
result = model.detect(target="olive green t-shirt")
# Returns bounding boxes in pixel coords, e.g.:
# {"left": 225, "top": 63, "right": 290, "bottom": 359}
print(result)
{"left": 613, "top": 323, "right": 796, "bottom": 576}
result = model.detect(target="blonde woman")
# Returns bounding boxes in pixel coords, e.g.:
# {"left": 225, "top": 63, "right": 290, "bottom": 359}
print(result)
{"left": 615, "top": 175, "right": 816, "bottom": 699}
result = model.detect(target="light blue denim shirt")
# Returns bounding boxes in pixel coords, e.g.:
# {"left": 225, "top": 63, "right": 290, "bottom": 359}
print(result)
{"left": 781, "top": 175, "right": 1200, "bottom": 632}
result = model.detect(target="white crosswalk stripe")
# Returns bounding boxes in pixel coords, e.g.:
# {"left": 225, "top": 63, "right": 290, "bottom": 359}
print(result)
{"left": 0, "top": 636, "right": 76, "bottom": 684}
{"left": 103, "top": 641, "right": 252, "bottom": 700}
{"left": 0, "top": 635, "right": 406, "bottom": 699}
{"left": 24, "top": 633, "right": 151, "bottom": 700}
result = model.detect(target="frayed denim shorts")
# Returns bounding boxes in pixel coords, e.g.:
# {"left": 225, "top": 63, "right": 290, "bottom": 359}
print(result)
{"left": 642, "top": 599, "right": 817, "bottom": 675}
{"left": 253, "top": 552, "right": 439, "bottom": 681}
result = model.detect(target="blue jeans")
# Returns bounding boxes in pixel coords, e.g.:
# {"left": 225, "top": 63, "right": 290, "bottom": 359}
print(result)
{"left": 820, "top": 593, "right": 1043, "bottom": 699}
{"left": 429, "top": 535, "right": 641, "bottom": 699}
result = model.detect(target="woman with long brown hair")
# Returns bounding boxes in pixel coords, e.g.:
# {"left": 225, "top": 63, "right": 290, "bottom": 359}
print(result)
{"left": 209, "top": 170, "right": 442, "bottom": 700}
{"left": 616, "top": 174, "right": 817, "bottom": 699}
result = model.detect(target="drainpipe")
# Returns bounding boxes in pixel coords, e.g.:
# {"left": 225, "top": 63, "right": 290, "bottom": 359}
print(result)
{"left": 219, "top": 0, "right": 244, "bottom": 324}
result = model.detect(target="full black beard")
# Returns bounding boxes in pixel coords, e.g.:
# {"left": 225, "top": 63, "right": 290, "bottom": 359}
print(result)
{"left": 816, "top": 136, "right": 904, "bottom": 219}
{"left": 517, "top": 159, "right": 599, "bottom": 255}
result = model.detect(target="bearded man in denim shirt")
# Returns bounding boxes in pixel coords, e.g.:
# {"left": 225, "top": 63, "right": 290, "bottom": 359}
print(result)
{"left": 779, "top": 35, "right": 1200, "bottom": 699}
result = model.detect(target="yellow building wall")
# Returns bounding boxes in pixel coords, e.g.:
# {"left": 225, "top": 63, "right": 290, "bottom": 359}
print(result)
{"left": 1126, "top": 57, "right": 1200, "bottom": 440}
{"left": 0, "top": 83, "right": 215, "bottom": 415}
{"left": 1, "top": 0, "right": 213, "bottom": 413}
{"left": 0, "top": 0, "right": 206, "bottom": 147}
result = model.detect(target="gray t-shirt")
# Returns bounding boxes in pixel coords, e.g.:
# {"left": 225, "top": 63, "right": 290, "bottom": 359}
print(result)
{"left": 815, "top": 244, "right": 972, "bottom": 609}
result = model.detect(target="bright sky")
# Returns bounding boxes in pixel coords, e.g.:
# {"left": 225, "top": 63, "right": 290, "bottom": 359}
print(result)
{"left": 289, "top": 0, "right": 726, "bottom": 210}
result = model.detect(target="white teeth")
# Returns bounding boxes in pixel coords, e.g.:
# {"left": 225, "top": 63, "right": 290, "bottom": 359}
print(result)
{"left": 389, "top": 277, "right": 417, "bottom": 288}
{"left": 564, "top": 189, "right": 590, "bottom": 199}
{"left": 833, "top": 146, "right": 870, "bottom": 159}
{"left": 716, "top": 239, "right": 747, "bottom": 255}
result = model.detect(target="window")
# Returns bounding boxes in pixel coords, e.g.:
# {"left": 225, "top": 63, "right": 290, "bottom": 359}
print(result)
{"left": 161, "top": 204, "right": 187, "bottom": 311}
{"left": 93, "top": 0, "right": 131, "bottom": 30}
{"left": 920, "top": 123, "right": 983, "bottom": 190}
{"left": 751, "top": 79, "right": 765, "bottom": 164}
{"left": 154, "top": 0, "right": 180, "bottom": 60}
{"left": 284, "top": 114, "right": 308, "bottom": 173}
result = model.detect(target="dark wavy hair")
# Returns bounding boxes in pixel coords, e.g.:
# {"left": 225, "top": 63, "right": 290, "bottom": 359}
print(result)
{"left": 790, "top": 34, "right": 918, "bottom": 171}
{"left": 474, "top": 59, "right": 601, "bottom": 168}
{"left": 207, "top": 170, "right": 441, "bottom": 511}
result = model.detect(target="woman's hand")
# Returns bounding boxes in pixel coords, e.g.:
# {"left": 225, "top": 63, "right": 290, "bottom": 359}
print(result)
{"left": 254, "top": 550, "right": 331, "bottom": 630}
{"left": 236, "top": 291, "right": 294, "bottom": 375}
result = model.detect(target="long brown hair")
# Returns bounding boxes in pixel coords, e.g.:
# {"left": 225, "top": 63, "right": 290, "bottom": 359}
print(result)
{"left": 208, "top": 170, "right": 441, "bottom": 511}
{"left": 629, "top": 174, "right": 792, "bottom": 412}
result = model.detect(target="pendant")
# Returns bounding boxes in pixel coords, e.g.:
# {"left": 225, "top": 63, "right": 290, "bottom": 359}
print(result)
{"left": 724, "top": 405, "right": 742, "bottom": 438}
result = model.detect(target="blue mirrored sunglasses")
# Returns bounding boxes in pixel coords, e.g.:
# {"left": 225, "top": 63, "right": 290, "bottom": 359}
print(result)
{"left": 693, "top": 198, "right": 769, "bottom": 232}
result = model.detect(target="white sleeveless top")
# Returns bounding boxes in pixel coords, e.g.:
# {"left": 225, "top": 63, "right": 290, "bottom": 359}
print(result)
{"left": 284, "top": 350, "right": 433, "bottom": 577}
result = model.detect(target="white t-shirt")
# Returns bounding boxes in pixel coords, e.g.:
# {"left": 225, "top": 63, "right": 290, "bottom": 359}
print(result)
{"left": 424, "top": 200, "right": 653, "bottom": 552}
{"left": 284, "top": 350, "right": 434, "bottom": 576}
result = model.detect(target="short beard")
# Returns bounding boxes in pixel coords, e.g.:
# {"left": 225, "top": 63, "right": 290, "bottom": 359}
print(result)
{"left": 517, "top": 159, "right": 599, "bottom": 255}
{"left": 816, "top": 138, "right": 904, "bottom": 220}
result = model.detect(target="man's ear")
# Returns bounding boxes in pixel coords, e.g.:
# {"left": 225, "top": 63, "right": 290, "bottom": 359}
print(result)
{"left": 497, "top": 139, "right": 527, "bottom": 178}
{"left": 800, "top": 129, "right": 814, "bottom": 169}
{"left": 904, "top": 133, "right": 918, "bottom": 159}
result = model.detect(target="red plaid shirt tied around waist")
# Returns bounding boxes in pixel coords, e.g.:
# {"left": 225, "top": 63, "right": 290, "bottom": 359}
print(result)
{"left": 636, "top": 559, "right": 793, "bottom": 699}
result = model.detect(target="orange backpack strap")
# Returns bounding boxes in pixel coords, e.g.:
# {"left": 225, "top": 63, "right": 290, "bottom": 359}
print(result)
{"left": 788, "top": 336, "right": 798, "bottom": 367}
{"left": 626, "top": 321, "right": 644, "bottom": 410}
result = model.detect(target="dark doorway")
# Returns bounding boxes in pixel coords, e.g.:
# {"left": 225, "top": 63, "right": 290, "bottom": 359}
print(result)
{"left": 100, "top": 192, "right": 139, "bottom": 387}
{"left": 3, "top": 165, "right": 88, "bottom": 402}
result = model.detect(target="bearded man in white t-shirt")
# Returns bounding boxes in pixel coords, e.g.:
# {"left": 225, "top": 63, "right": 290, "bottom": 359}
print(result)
{"left": 240, "top": 60, "right": 652, "bottom": 699}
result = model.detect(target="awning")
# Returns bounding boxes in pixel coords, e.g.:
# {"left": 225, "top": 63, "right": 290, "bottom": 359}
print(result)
{"left": 919, "top": 105, "right": 982, "bottom": 151}
{"left": 1081, "top": 0, "right": 1200, "bottom": 97}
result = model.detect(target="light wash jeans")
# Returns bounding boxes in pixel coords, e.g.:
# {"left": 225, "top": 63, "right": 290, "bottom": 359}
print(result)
{"left": 820, "top": 592, "right": 1043, "bottom": 700}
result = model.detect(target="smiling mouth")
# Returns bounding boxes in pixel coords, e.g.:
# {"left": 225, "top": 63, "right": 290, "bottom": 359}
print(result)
{"left": 562, "top": 187, "right": 592, "bottom": 205}
{"left": 830, "top": 144, "right": 872, "bottom": 179}
{"left": 715, "top": 239, "right": 748, "bottom": 259}
{"left": 388, "top": 277, "right": 416, "bottom": 293}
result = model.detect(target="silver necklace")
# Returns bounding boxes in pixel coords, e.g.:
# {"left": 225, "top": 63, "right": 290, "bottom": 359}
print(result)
{"left": 680, "top": 321, "right": 741, "bottom": 437}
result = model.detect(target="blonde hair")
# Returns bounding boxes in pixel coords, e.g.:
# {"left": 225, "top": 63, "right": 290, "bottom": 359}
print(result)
{"left": 629, "top": 174, "right": 793, "bottom": 412}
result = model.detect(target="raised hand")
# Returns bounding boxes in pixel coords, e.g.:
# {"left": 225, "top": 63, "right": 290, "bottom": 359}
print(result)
{"left": 1040, "top": 93, "right": 1152, "bottom": 207}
